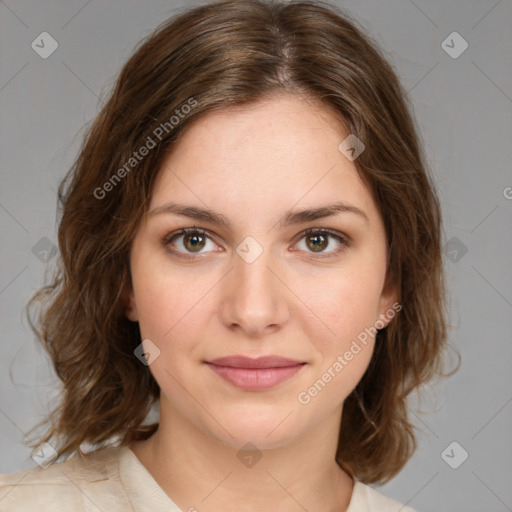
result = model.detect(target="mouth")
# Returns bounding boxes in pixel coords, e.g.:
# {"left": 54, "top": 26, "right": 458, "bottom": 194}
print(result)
{"left": 204, "top": 355, "right": 307, "bottom": 391}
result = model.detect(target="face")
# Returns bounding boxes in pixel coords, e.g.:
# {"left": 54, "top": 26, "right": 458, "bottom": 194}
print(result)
{"left": 126, "top": 94, "right": 397, "bottom": 451}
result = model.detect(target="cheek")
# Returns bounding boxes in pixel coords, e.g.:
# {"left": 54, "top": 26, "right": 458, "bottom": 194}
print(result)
{"left": 134, "top": 279, "right": 174, "bottom": 340}
{"left": 295, "top": 271, "right": 380, "bottom": 409}
{"left": 296, "top": 264, "right": 384, "bottom": 351}
{"left": 133, "top": 264, "right": 215, "bottom": 362}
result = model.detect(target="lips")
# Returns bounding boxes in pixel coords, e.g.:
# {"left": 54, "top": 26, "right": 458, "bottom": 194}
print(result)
{"left": 205, "top": 355, "right": 306, "bottom": 390}
{"left": 208, "top": 355, "right": 305, "bottom": 369}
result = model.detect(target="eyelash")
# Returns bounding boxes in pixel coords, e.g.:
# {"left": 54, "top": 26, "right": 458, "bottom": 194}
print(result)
{"left": 162, "top": 226, "right": 350, "bottom": 261}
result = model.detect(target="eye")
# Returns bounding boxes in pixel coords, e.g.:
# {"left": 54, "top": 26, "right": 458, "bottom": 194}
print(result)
{"left": 292, "top": 228, "right": 349, "bottom": 258}
{"left": 162, "top": 227, "right": 349, "bottom": 260}
{"left": 163, "top": 227, "right": 219, "bottom": 259}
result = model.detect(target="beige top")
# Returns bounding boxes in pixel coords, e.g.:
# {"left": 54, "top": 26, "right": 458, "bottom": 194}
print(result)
{"left": 0, "top": 446, "right": 417, "bottom": 511}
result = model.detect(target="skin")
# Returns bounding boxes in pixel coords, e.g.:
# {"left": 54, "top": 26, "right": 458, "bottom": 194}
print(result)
{"left": 126, "top": 93, "right": 397, "bottom": 512}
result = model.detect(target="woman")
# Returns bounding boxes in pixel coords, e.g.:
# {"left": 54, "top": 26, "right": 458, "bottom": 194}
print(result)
{"left": 0, "top": 1, "right": 454, "bottom": 510}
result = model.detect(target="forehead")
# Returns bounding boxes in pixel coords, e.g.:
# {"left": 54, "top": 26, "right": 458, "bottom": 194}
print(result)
{"left": 168, "top": 93, "right": 349, "bottom": 161}
{"left": 150, "top": 94, "right": 380, "bottom": 227}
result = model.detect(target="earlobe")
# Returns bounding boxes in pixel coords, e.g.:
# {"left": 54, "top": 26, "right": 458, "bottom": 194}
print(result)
{"left": 377, "top": 271, "right": 399, "bottom": 328}
{"left": 121, "top": 262, "right": 139, "bottom": 322}
{"left": 126, "top": 303, "right": 139, "bottom": 322}
{"left": 125, "top": 292, "right": 139, "bottom": 322}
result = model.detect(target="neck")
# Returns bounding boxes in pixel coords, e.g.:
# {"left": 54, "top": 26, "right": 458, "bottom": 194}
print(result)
{"left": 130, "top": 398, "right": 354, "bottom": 512}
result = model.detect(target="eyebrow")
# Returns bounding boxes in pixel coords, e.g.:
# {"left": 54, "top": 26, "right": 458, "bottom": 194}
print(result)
{"left": 147, "top": 201, "right": 369, "bottom": 228}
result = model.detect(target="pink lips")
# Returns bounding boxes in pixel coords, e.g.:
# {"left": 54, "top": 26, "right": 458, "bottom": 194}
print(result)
{"left": 205, "top": 355, "right": 306, "bottom": 390}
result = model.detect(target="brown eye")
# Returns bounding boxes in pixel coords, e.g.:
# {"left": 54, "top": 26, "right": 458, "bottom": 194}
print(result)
{"left": 294, "top": 228, "right": 349, "bottom": 257}
{"left": 182, "top": 232, "right": 206, "bottom": 252}
{"left": 163, "top": 227, "right": 349, "bottom": 261}
{"left": 305, "top": 233, "right": 329, "bottom": 252}
{"left": 164, "top": 228, "right": 216, "bottom": 257}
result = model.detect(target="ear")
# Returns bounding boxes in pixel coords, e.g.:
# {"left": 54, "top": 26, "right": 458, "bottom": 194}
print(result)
{"left": 376, "top": 269, "right": 399, "bottom": 329}
{"left": 124, "top": 289, "right": 139, "bottom": 322}
{"left": 121, "top": 270, "right": 139, "bottom": 322}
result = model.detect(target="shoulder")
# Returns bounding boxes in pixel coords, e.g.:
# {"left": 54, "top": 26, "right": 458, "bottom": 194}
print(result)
{"left": 0, "top": 446, "right": 131, "bottom": 511}
{"left": 348, "top": 480, "right": 418, "bottom": 512}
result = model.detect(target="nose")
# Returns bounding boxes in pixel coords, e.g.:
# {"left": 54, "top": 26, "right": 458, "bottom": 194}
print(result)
{"left": 219, "top": 245, "right": 290, "bottom": 338}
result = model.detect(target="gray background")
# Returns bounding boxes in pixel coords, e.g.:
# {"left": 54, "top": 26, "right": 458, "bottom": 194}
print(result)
{"left": 1, "top": 0, "right": 511, "bottom": 511}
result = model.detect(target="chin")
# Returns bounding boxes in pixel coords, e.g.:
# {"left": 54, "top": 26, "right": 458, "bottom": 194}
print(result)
{"left": 198, "top": 403, "right": 303, "bottom": 451}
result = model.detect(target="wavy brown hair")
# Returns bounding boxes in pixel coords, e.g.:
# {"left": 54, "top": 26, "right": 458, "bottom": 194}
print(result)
{"left": 25, "top": 0, "right": 456, "bottom": 484}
